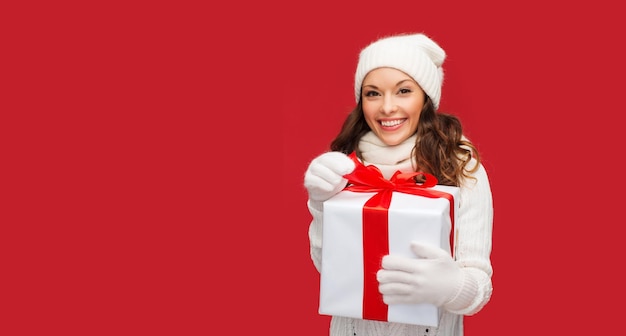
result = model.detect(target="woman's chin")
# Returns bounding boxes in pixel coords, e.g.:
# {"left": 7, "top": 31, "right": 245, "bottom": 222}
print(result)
{"left": 378, "top": 133, "right": 410, "bottom": 146}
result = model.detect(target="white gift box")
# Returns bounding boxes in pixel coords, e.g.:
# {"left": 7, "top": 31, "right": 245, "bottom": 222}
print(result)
{"left": 319, "top": 185, "right": 460, "bottom": 327}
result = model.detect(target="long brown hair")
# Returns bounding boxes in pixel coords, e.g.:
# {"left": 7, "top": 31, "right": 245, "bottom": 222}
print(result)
{"left": 330, "top": 97, "right": 480, "bottom": 187}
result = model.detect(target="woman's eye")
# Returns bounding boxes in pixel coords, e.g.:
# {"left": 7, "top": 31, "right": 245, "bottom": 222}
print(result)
{"left": 364, "top": 91, "right": 380, "bottom": 97}
{"left": 399, "top": 88, "right": 412, "bottom": 94}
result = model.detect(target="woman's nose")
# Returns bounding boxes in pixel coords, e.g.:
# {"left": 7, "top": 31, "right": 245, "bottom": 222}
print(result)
{"left": 381, "top": 96, "right": 398, "bottom": 114}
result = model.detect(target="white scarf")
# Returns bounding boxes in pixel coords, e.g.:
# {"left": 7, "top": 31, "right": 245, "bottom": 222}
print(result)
{"left": 358, "top": 131, "right": 417, "bottom": 180}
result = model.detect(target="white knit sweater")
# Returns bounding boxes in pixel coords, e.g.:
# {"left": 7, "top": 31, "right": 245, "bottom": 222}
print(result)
{"left": 307, "top": 132, "right": 494, "bottom": 336}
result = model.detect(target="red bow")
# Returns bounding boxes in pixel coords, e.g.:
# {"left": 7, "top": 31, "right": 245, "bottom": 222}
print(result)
{"left": 343, "top": 151, "right": 440, "bottom": 206}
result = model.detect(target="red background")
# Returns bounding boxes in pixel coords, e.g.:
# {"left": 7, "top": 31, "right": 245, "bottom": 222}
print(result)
{"left": 2, "top": 1, "right": 625, "bottom": 335}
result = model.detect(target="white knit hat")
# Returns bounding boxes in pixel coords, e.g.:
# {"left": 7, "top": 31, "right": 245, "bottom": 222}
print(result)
{"left": 354, "top": 33, "right": 446, "bottom": 109}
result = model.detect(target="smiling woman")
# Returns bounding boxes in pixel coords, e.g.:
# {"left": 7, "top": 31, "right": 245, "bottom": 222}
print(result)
{"left": 303, "top": 33, "right": 494, "bottom": 336}
{"left": 361, "top": 68, "right": 426, "bottom": 147}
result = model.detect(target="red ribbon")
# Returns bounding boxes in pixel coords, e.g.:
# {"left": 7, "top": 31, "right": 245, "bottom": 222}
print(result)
{"left": 342, "top": 151, "right": 455, "bottom": 322}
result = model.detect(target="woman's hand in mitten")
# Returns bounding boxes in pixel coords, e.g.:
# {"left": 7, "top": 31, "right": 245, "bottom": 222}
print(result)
{"left": 304, "top": 151, "right": 356, "bottom": 203}
{"left": 377, "top": 242, "right": 463, "bottom": 307}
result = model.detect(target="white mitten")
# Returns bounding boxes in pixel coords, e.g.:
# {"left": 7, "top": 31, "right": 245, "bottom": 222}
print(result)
{"left": 377, "top": 242, "right": 463, "bottom": 307}
{"left": 304, "top": 151, "right": 356, "bottom": 204}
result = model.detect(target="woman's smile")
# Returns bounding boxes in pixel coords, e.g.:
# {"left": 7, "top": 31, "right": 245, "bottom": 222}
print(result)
{"left": 379, "top": 118, "right": 407, "bottom": 129}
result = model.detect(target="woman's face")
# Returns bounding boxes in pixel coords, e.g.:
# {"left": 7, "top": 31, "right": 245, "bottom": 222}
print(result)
{"left": 361, "top": 67, "right": 425, "bottom": 146}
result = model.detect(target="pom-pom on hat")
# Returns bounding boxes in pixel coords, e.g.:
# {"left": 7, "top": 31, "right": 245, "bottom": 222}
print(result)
{"left": 354, "top": 33, "right": 446, "bottom": 109}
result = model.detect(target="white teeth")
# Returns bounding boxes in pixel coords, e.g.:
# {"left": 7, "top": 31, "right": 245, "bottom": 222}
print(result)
{"left": 381, "top": 119, "right": 404, "bottom": 127}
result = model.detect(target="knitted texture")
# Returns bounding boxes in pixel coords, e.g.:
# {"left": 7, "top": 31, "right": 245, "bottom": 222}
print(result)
{"left": 354, "top": 33, "right": 446, "bottom": 109}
